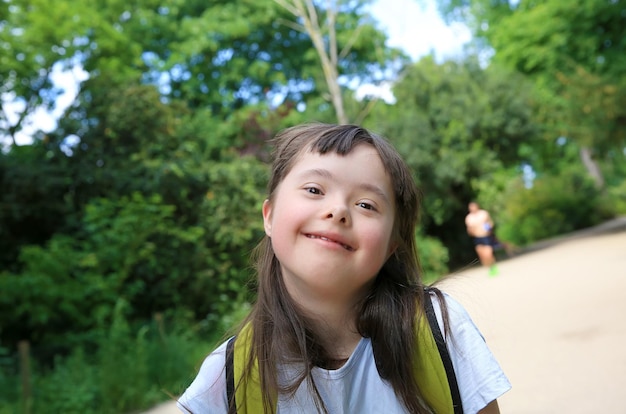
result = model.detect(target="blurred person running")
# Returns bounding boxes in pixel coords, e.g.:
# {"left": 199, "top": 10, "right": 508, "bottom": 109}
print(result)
{"left": 465, "top": 202, "right": 499, "bottom": 277}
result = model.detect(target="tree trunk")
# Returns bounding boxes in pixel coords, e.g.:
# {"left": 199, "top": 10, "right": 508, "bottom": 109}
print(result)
{"left": 274, "top": 0, "right": 348, "bottom": 124}
{"left": 579, "top": 146, "right": 604, "bottom": 188}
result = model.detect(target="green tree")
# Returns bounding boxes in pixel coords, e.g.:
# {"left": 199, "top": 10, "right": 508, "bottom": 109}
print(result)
{"left": 1, "top": 80, "right": 269, "bottom": 358}
{"left": 0, "top": 0, "right": 93, "bottom": 145}
{"left": 368, "top": 57, "right": 539, "bottom": 268}
{"left": 0, "top": 1, "right": 415, "bottom": 404}
{"left": 494, "top": 166, "right": 604, "bottom": 246}
{"left": 0, "top": 141, "right": 75, "bottom": 271}
{"left": 273, "top": 0, "right": 407, "bottom": 124}
{"left": 2, "top": 0, "right": 406, "bottom": 147}
{"left": 437, "top": 0, "right": 626, "bottom": 188}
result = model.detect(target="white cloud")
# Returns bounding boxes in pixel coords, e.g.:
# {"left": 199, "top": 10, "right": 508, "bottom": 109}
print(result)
{"left": 355, "top": 82, "right": 396, "bottom": 104}
{"left": 369, "top": 0, "right": 471, "bottom": 62}
{"left": 355, "top": 0, "right": 472, "bottom": 103}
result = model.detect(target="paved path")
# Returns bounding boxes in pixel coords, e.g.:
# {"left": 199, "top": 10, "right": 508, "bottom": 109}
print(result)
{"left": 144, "top": 220, "right": 626, "bottom": 414}
{"left": 439, "top": 223, "right": 626, "bottom": 414}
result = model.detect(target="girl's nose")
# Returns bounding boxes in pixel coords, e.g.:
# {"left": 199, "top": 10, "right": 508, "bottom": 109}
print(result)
{"left": 325, "top": 204, "right": 350, "bottom": 224}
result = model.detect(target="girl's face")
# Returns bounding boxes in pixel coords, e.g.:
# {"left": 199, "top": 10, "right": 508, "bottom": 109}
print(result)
{"left": 263, "top": 144, "right": 397, "bottom": 306}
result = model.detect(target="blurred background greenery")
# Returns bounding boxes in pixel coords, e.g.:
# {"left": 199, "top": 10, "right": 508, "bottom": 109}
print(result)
{"left": 1, "top": 0, "right": 624, "bottom": 412}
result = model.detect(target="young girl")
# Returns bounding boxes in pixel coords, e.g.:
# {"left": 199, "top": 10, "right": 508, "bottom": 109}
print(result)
{"left": 178, "top": 124, "right": 510, "bottom": 414}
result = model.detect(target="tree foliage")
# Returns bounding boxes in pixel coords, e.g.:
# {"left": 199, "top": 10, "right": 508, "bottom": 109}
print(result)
{"left": 2, "top": 0, "right": 409, "bottom": 389}
{"left": 495, "top": 167, "right": 605, "bottom": 246}
{"left": 1, "top": 0, "right": 623, "bottom": 410}
{"left": 367, "top": 57, "right": 539, "bottom": 267}
{"left": 437, "top": 0, "right": 626, "bottom": 187}
{"left": 0, "top": 0, "right": 92, "bottom": 144}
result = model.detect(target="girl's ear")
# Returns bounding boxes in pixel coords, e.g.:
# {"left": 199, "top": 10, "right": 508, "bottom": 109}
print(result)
{"left": 262, "top": 199, "right": 273, "bottom": 237}
{"left": 386, "top": 231, "right": 400, "bottom": 260}
{"left": 387, "top": 242, "right": 398, "bottom": 260}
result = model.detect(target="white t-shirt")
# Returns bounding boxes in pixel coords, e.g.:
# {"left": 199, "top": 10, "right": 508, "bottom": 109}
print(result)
{"left": 178, "top": 293, "right": 511, "bottom": 414}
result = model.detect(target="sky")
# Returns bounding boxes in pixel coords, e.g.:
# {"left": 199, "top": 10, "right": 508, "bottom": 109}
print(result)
{"left": 358, "top": 0, "right": 471, "bottom": 101}
{"left": 370, "top": 0, "right": 471, "bottom": 62}
{"left": 5, "top": 0, "right": 471, "bottom": 146}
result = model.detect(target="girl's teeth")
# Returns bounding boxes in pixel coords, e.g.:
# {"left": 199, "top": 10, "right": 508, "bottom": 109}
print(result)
{"left": 307, "top": 234, "right": 351, "bottom": 250}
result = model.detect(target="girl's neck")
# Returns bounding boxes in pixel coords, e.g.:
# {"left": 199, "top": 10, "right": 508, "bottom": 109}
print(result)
{"left": 287, "top": 286, "right": 365, "bottom": 361}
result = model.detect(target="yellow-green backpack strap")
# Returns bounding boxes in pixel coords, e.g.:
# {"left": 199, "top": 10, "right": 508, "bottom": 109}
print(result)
{"left": 414, "top": 288, "right": 463, "bottom": 414}
{"left": 226, "top": 294, "right": 462, "bottom": 414}
{"left": 225, "top": 323, "right": 276, "bottom": 414}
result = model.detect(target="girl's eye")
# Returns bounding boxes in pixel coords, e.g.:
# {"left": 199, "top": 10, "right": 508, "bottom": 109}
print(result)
{"left": 357, "top": 201, "right": 376, "bottom": 211}
{"left": 305, "top": 186, "right": 322, "bottom": 195}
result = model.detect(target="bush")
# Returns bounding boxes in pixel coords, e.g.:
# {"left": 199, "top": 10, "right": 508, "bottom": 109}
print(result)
{"left": 0, "top": 305, "right": 215, "bottom": 414}
{"left": 603, "top": 180, "right": 626, "bottom": 216}
{"left": 34, "top": 349, "right": 99, "bottom": 414}
{"left": 416, "top": 232, "right": 450, "bottom": 283}
{"left": 497, "top": 168, "right": 604, "bottom": 246}
{"left": 0, "top": 345, "right": 18, "bottom": 414}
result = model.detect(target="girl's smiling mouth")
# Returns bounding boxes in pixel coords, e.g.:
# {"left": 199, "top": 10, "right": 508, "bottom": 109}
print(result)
{"left": 305, "top": 233, "right": 355, "bottom": 251}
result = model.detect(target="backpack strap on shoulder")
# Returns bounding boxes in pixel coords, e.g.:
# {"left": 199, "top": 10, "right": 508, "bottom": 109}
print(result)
{"left": 227, "top": 297, "right": 463, "bottom": 414}
{"left": 224, "top": 325, "right": 272, "bottom": 414}
{"left": 225, "top": 336, "right": 237, "bottom": 414}
{"left": 423, "top": 288, "right": 463, "bottom": 414}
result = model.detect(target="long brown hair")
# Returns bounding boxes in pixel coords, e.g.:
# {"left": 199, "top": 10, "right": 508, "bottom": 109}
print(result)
{"left": 239, "top": 123, "right": 431, "bottom": 413}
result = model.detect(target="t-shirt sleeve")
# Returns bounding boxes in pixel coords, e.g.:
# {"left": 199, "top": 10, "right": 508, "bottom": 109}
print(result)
{"left": 177, "top": 340, "right": 230, "bottom": 413}
{"left": 431, "top": 292, "right": 511, "bottom": 414}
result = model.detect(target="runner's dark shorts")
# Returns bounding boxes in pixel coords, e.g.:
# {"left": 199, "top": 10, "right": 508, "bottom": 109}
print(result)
{"left": 472, "top": 236, "right": 493, "bottom": 246}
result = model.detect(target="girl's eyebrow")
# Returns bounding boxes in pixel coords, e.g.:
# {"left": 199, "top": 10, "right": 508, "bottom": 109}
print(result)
{"left": 298, "top": 168, "right": 392, "bottom": 206}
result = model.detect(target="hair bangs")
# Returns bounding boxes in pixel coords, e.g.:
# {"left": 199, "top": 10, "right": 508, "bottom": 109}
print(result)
{"left": 307, "top": 125, "right": 373, "bottom": 156}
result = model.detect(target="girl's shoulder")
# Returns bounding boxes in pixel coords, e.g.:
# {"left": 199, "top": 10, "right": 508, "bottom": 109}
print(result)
{"left": 427, "top": 289, "right": 491, "bottom": 359}
{"left": 177, "top": 339, "right": 230, "bottom": 413}
{"left": 428, "top": 290, "right": 472, "bottom": 323}
{"left": 428, "top": 289, "right": 477, "bottom": 331}
{"left": 429, "top": 289, "right": 512, "bottom": 413}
